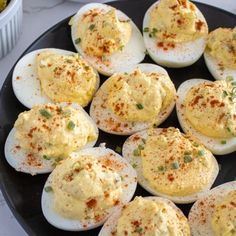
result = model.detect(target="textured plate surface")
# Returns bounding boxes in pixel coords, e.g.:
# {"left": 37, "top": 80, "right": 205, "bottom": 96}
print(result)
{"left": 0, "top": 0, "right": 236, "bottom": 235}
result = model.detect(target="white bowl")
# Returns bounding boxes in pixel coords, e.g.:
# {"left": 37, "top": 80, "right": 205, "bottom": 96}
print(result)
{"left": 0, "top": 0, "right": 22, "bottom": 59}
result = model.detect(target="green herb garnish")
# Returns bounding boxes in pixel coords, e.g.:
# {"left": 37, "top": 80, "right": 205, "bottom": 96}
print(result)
{"left": 149, "top": 28, "right": 158, "bottom": 38}
{"left": 119, "top": 45, "right": 124, "bottom": 51}
{"left": 67, "top": 121, "right": 75, "bottom": 130}
{"left": 158, "top": 165, "right": 166, "bottom": 172}
{"left": 198, "top": 150, "right": 205, "bottom": 156}
{"left": 171, "top": 162, "right": 179, "bottom": 170}
{"left": 221, "top": 140, "right": 227, "bottom": 144}
{"left": 226, "top": 76, "right": 234, "bottom": 82}
{"left": 44, "top": 186, "right": 53, "bottom": 192}
{"left": 142, "top": 138, "right": 146, "bottom": 144}
{"left": 133, "top": 148, "right": 141, "bottom": 156}
{"left": 184, "top": 155, "right": 193, "bottom": 163}
{"left": 184, "top": 151, "right": 191, "bottom": 155}
{"left": 74, "top": 38, "right": 81, "bottom": 44}
{"left": 43, "top": 155, "right": 51, "bottom": 160}
{"left": 193, "top": 142, "right": 199, "bottom": 147}
{"left": 233, "top": 33, "right": 236, "bottom": 40}
{"left": 138, "top": 145, "right": 144, "bottom": 150}
{"left": 143, "top": 27, "right": 149, "bottom": 32}
{"left": 66, "top": 59, "right": 73, "bottom": 63}
{"left": 39, "top": 109, "right": 52, "bottom": 119}
{"left": 222, "top": 90, "right": 228, "bottom": 98}
{"left": 132, "top": 163, "right": 137, "bottom": 168}
{"left": 136, "top": 103, "right": 144, "bottom": 110}
{"left": 115, "top": 146, "right": 122, "bottom": 153}
{"left": 89, "top": 24, "right": 95, "bottom": 30}
{"left": 134, "top": 227, "right": 143, "bottom": 233}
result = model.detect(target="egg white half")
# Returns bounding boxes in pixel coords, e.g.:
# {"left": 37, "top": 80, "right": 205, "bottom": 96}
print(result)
{"left": 204, "top": 52, "right": 236, "bottom": 81}
{"left": 71, "top": 3, "right": 146, "bottom": 76}
{"left": 89, "top": 63, "right": 176, "bottom": 135}
{"left": 41, "top": 146, "right": 137, "bottom": 231}
{"left": 98, "top": 196, "right": 187, "bottom": 236}
{"left": 122, "top": 128, "right": 219, "bottom": 204}
{"left": 188, "top": 181, "right": 236, "bottom": 236}
{"left": 176, "top": 78, "right": 236, "bottom": 155}
{"left": 12, "top": 48, "right": 100, "bottom": 109}
{"left": 4, "top": 102, "right": 98, "bottom": 175}
{"left": 143, "top": 1, "right": 207, "bottom": 68}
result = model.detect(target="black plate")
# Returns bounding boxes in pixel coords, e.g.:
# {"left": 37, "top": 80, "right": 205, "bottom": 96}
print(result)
{"left": 0, "top": 0, "right": 236, "bottom": 235}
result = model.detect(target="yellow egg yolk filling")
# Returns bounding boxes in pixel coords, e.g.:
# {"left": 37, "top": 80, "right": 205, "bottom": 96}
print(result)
{"left": 184, "top": 80, "right": 236, "bottom": 138}
{"left": 106, "top": 68, "right": 176, "bottom": 122}
{"left": 76, "top": 8, "right": 132, "bottom": 57}
{"left": 141, "top": 127, "right": 215, "bottom": 196}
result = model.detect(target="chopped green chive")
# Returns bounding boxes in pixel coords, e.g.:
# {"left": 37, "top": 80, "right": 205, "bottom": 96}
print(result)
{"left": 66, "top": 59, "right": 73, "bottom": 63}
{"left": 62, "top": 110, "right": 71, "bottom": 117}
{"left": 226, "top": 127, "right": 231, "bottom": 132}
{"left": 134, "top": 227, "right": 143, "bottom": 233}
{"left": 148, "top": 28, "right": 159, "bottom": 38}
{"left": 222, "top": 90, "right": 228, "bottom": 98}
{"left": 172, "top": 162, "right": 179, "bottom": 170}
{"left": 158, "top": 165, "right": 166, "bottom": 172}
{"left": 184, "top": 155, "right": 193, "bottom": 163}
{"left": 184, "top": 151, "right": 191, "bottom": 155}
{"left": 89, "top": 24, "right": 95, "bottom": 30}
{"left": 221, "top": 140, "right": 227, "bottom": 144}
{"left": 67, "top": 121, "right": 75, "bottom": 130}
{"left": 143, "top": 27, "right": 149, "bottom": 32}
{"left": 44, "top": 186, "right": 53, "bottom": 192}
{"left": 226, "top": 76, "right": 234, "bottom": 82}
{"left": 138, "top": 145, "right": 144, "bottom": 150}
{"left": 74, "top": 38, "right": 81, "bottom": 44}
{"left": 153, "top": 123, "right": 158, "bottom": 128}
{"left": 55, "top": 157, "right": 63, "bottom": 163}
{"left": 142, "top": 138, "right": 146, "bottom": 144}
{"left": 133, "top": 148, "right": 141, "bottom": 156}
{"left": 136, "top": 103, "right": 144, "bottom": 110}
{"left": 120, "top": 176, "right": 124, "bottom": 181}
{"left": 233, "top": 33, "right": 236, "bottom": 40}
{"left": 39, "top": 109, "right": 52, "bottom": 119}
{"left": 193, "top": 142, "right": 199, "bottom": 147}
{"left": 119, "top": 45, "right": 124, "bottom": 51}
{"left": 132, "top": 163, "right": 137, "bottom": 168}
{"left": 198, "top": 150, "right": 205, "bottom": 156}
{"left": 101, "top": 56, "right": 106, "bottom": 61}
{"left": 43, "top": 155, "right": 51, "bottom": 160}
{"left": 115, "top": 146, "right": 122, "bottom": 153}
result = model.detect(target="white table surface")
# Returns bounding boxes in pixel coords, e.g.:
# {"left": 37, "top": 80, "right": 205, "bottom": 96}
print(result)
{"left": 0, "top": 0, "right": 235, "bottom": 235}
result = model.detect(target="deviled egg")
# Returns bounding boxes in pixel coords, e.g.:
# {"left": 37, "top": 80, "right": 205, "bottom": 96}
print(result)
{"left": 4, "top": 103, "right": 98, "bottom": 175}
{"left": 143, "top": 0, "right": 208, "bottom": 68}
{"left": 70, "top": 3, "right": 145, "bottom": 76}
{"left": 99, "top": 196, "right": 190, "bottom": 235}
{"left": 189, "top": 181, "right": 236, "bottom": 236}
{"left": 90, "top": 63, "right": 176, "bottom": 135}
{"left": 122, "top": 127, "right": 219, "bottom": 203}
{"left": 41, "top": 146, "right": 137, "bottom": 231}
{"left": 176, "top": 78, "right": 236, "bottom": 155}
{"left": 12, "top": 48, "right": 100, "bottom": 109}
{"left": 204, "top": 27, "right": 236, "bottom": 81}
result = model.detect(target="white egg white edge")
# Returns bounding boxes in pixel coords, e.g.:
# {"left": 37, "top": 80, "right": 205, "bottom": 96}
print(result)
{"left": 143, "top": 1, "right": 207, "bottom": 68}
{"left": 4, "top": 102, "right": 98, "bottom": 175}
{"left": 41, "top": 146, "right": 137, "bottom": 231}
{"left": 176, "top": 78, "right": 236, "bottom": 155}
{"left": 204, "top": 52, "right": 236, "bottom": 81}
{"left": 71, "top": 2, "right": 146, "bottom": 76}
{"left": 89, "top": 63, "right": 176, "bottom": 135}
{"left": 188, "top": 181, "right": 236, "bottom": 236}
{"left": 122, "top": 128, "right": 219, "bottom": 204}
{"left": 98, "top": 196, "right": 187, "bottom": 236}
{"left": 12, "top": 48, "right": 100, "bottom": 109}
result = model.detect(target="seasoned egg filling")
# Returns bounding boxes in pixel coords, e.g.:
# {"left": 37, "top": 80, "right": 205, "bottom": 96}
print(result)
{"left": 141, "top": 127, "right": 215, "bottom": 196}
{"left": 211, "top": 190, "right": 236, "bottom": 236}
{"left": 37, "top": 51, "right": 97, "bottom": 107}
{"left": 106, "top": 68, "right": 176, "bottom": 122}
{"left": 148, "top": 0, "right": 207, "bottom": 44}
{"left": 74, "top": 8, "right": 131, "bottom": 57}
{"left": 14, "top": 104, "right": 97, "bottom": 159}
{"left": 184, "top": 80, "right": 236, "bottom": 138}
{"left": 116, "top": 197, "right": 190, "bottom": 236}
{"left": 206, "top": 27, "right": 236, "bottom": 70}
{"left": 51, "top": 155, "right": 122, "bottom": 220}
